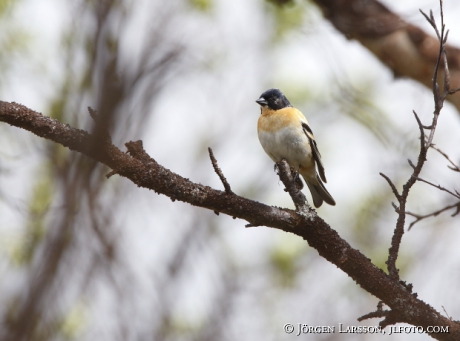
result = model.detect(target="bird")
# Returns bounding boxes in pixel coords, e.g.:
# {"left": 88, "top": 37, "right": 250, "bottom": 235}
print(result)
{"left": 256, "top": 88, "right": 335, "bottom": 208}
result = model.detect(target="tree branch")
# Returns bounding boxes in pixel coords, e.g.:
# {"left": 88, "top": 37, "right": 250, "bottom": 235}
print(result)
{"left": 275, "top": 159, "right": 314, "bottom": 217}
{"left": 358, "top": 302, "right": 389, "bottom": 322}
{"left": 208, "top": 147, "right": 234, "bottom": 195}
{"left": 431, "top": 145, "right": 460, "bottom": 172}
{"left": 407, "top": 202, "right": 460, "bottom": 230}
{"left": 381, "top": 1, "right": 458, "bottom": 283}
{"left": 1, "top": 101, "right": 460, "bottom": 339}
{"left": 311, "top": 0, "right": 460, "bottom": 113}
{"left": 383, "top": 111, "right": 427, "bottom": 281}
{"left": 415, "top": 176, "right": 460, "bottom": 200}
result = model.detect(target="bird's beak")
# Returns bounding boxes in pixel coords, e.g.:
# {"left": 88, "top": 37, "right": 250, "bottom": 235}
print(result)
{"left": 256, "top": 97, "right": 267, "bottom": 106}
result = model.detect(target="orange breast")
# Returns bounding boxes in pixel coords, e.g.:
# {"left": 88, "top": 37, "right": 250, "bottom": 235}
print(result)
{"left": 257, "top": 107, "right": 300, "bottom": 133}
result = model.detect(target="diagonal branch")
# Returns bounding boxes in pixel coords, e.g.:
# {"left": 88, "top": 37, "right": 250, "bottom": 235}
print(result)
{"left": 1, "top": 101, "right": 460, "bottom": 339}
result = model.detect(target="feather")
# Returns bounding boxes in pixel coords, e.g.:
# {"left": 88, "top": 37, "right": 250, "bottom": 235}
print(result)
{"left": 302, "top": 122, "right": 327, "bottom": 183}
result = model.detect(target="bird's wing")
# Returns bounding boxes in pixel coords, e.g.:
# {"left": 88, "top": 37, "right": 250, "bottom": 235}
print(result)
{"left": 301, "top": 121, "right": 327, "bottom": 183}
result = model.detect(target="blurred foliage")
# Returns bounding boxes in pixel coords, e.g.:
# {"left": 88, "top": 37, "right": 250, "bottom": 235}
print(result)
{"left": 10, "top": 167, "right": 53, "bottom": 266}
{"left": 352, "top": 189, "right": 394, "bottom": 272}
{"left": 0, "top": 0, "right": 16, "bottom": 17}
{"left": 0, "top": 0, "right": 29, "bottom": 91}
{"left": 49, "top": 93, "right": 70, "bottom": 123}
{"left": 59, "top": 303, "right": 87, "bottom": 340}
{"left": 351, "top": 181, "right": 415, "bottom": 277}
{"left": 269, "top": 235, "right": 308, "bottom": 288}
{"left": 267, "top": 0, "right": 295, "bottom": 5}
{"left": 278, "top": 83, "right": 314, "bottom": 107}
{"left": 188, "top": 0, "right": 213, "bottom": 12}
{"left": 166, "top": 317, "right": 201, "bottom": 339}
{"left": 334, "top": 80, "right": 398, "bottom": 147}
{"left": 265, "top": 0, "right": 308, "bottom": 40}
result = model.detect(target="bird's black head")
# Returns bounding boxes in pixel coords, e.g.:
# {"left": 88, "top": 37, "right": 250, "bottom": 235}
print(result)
{"left": 256, "top": 88, "right": 292, "bottom": 110}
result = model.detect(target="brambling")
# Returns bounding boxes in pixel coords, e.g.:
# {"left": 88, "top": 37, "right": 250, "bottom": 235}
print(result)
{"left": 256, "top": 88, "right": 335, "bottom": 208}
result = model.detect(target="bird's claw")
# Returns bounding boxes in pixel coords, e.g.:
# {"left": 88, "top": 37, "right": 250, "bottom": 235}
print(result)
{"left": 290, "top": 167, "right": 304, "bottom": 190}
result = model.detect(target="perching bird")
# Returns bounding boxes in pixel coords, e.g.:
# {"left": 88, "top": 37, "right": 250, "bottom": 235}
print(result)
{"left": 256, "top": 88, "right": 335, "bottom": 208}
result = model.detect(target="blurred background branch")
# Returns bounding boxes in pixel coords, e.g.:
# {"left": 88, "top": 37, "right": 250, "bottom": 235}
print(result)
{"left": 309, "top": 0, "right": 460, "bottom": 112}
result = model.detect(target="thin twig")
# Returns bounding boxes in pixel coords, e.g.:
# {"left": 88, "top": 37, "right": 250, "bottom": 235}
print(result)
{"left": 358, "top": 301, "right": 390, "bottom": 322}
{"left": 431, "top": 145, "right": 460, "bottom": 172}
{"left": 357, "top": 300, "right": 406, "bottom": 329}
{"left": 106, "top": 170, "right": 117, "bottom": 179}
{"left": 379, "top": 173, "right": 400, "bottom": 199}
{"left": 87, "top": 106, "right": 113, "bottom": 146}
{"left": 87, "top": 106, "right": 98, "bottom": 120}
{"left": 415, "top": 177, "right": 460, "bottom": 199}
{"left": 407, "top": 202, "right": 460, "bottom": 230}
{"left": 442, "top": 306, "right": 453, "bottom": 321}
{"left": 208, "top": 147, "right": 233, "bottom": 195}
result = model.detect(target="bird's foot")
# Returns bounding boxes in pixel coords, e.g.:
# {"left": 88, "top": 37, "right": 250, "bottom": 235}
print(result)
{"left": 290, "top": 167, "right": 304, "bottom": 190}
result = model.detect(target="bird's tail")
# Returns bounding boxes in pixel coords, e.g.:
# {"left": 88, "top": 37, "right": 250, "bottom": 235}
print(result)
{"left": 304, "top": 174, "right": 336, "bottom": 208}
